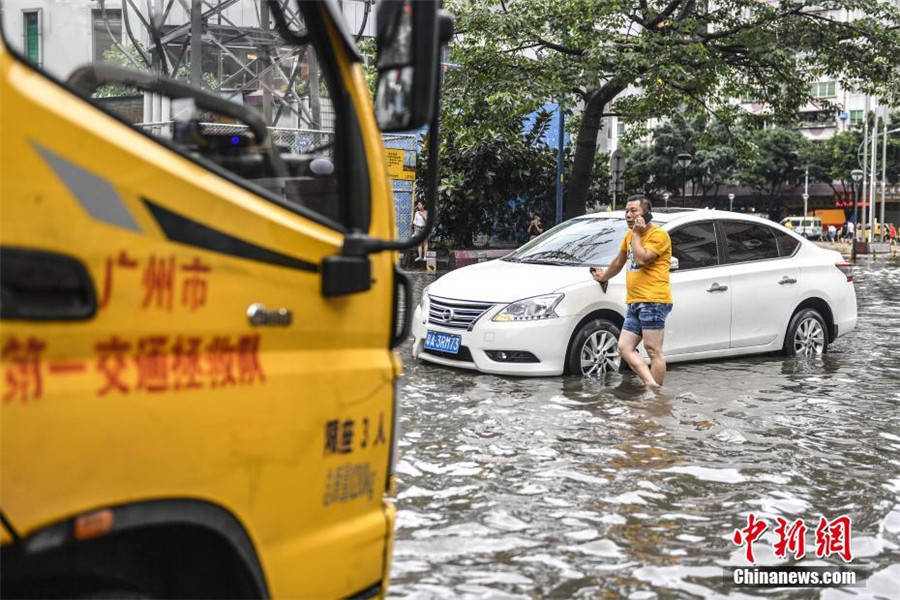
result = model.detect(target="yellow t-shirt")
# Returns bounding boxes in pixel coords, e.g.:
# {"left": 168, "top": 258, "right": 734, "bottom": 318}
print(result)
{"left": 620, "top": 226, "right": 673, "bottom": 304}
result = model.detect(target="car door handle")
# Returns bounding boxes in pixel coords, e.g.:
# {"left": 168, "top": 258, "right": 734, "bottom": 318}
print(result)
{"left": 779, "top": 276, "right": 798, "bottom": 285}
{"left": 707, "top": 283, "right": 728, "bottom": 293}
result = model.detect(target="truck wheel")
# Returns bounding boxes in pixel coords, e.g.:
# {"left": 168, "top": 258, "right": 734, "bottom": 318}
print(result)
{"left": 783, "top": 308, "right": 828, "bottom": 357}
{"left": 567, "top": 319, "right": 621, "bottom": 376}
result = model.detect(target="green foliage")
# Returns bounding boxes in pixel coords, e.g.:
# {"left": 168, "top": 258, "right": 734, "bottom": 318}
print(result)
{"left": 443, "top": 0, "right": 900, "bottom": 215}
{"left": 736, "top": 127, "right": 806, "bottom": 196}
{"left": 620, "top": 109, "right": 900, "bottom": 207}
{"left": 417, "top": 124, "right": 561, "bottom": 248}
{"left": 622, "top": 111, "right": 747, "bottom": 202}
{"left": 93, "top": 45, "right": 218, "bottom": 98}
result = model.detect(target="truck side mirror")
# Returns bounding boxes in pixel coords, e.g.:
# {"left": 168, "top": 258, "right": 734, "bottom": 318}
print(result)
{"left": 374, "top": 0, "right": 452, "bottom": 131}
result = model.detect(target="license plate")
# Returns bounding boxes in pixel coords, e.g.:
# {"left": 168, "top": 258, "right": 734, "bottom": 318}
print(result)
{"left": 424, "top": 330, "right": 462, "bottom": 354}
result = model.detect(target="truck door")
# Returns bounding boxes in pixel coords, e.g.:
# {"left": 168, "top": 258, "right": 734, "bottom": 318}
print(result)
{"left": 1, "top": 2, "right": 396, "bottom": 598}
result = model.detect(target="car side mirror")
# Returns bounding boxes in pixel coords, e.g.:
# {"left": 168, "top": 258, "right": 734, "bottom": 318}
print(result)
{"left": 670, "top": 257, "right": 680, "bottom": 272}
{"left": 374, "top": 0, "right": 453, "bottom": 131}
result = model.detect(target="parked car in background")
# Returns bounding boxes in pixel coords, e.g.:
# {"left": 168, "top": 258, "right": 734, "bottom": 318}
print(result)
{"left": 780, "top": 216, "right": 824, "bottom": 240}
{"left": 412, "top": 210, "right": 857, "bottom": 377}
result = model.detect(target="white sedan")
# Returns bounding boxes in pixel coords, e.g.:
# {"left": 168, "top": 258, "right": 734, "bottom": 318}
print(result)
{"left": 411, "top": 210, "right": 857, "bottom": 377}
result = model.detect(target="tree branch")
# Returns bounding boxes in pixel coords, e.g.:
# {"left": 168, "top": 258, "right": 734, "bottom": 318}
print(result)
{"left": 535, "top": 36, "right": 585, "bottom": 56}
{"left": 646, "top": 0, "right": 686, "bottom": 30}
{"left": 501, "top": 42, "right": 543, "bottom": 54}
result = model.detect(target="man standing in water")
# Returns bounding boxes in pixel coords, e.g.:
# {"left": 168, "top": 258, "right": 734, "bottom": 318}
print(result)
{"left": 591, "top": 195, "right": 673, "bottom": 388}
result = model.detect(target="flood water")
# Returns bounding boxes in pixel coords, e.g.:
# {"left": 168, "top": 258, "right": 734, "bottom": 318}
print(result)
{"left": 389, "top": 259, "right": 900, "bottom": 599}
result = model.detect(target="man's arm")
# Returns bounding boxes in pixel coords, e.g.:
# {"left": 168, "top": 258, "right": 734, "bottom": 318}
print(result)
{"left": 593, "top": 250, "right": 627, "bottom": 283}
{"left": 631, "top": 231, "right": 660, "bottom": 267}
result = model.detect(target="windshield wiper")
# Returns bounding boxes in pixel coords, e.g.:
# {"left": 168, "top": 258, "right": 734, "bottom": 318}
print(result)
{"left": 518, "top": 258, "right": 581, "bottom": 266}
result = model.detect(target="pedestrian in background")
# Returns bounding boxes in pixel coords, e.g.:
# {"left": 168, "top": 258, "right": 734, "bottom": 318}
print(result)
{"left": 828, "top": 224, "right": 836, "bottom": 242}
{"left": 527, "top": 215, "right": 543, "bottom": 240}
{"left": 591, "top": 195, "right": 672, "bottom": 389}
{"left": 413, "top": 201, "right": 429, "bottom": 263}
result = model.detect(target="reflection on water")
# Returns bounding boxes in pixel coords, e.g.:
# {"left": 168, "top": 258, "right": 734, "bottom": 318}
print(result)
{"left": 390, "top": 260, "right": 900, "bottom": 599}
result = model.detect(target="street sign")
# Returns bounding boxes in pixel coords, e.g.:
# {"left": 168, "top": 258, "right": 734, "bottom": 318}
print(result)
{"left": 611, "top": 150, "right": 626, "bottom": 179}
{"left": 385, "top": 148, "right": 416, "bottom": 181}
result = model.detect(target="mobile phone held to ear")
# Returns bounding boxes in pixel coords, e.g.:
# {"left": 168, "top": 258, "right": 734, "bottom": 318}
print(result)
{"left": 642, "top": 210, "right": 653, "bottom": 223}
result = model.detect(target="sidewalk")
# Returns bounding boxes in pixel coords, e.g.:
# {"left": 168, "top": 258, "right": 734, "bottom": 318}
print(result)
{"left": 814, "top": 240, "right": 852, "bottom": 256}
{"left": 815, "top": 239, "right": 899, "bottom": 258}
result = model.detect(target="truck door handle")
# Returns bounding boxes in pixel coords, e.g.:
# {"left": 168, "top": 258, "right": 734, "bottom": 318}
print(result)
{"left": 0, "top": 247, "right": 97, "bottom": 320}
{"left": 779, "top": 276, "right": 797, "bottom": 285}
{"left": 707, "top": 283, "right": 728, "bottom": 293}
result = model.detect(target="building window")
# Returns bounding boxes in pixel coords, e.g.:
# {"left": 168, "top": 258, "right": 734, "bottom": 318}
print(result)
{"left": 92, "top": 9, "right": 122, "bottom": 62}
{"left": 800, "top": 110, "right": 834, "bottom": 128}
{"left": 23, "top": 10, "right": 40, "bottom": 66}
{"left": 850, "top": 110, "right": 864, "bottom": 124}
{"left": 810, "top": 81, "right": 836, "bottom": 98}
{"left": 617, "top": 121, "right": 626, "bottom": 136}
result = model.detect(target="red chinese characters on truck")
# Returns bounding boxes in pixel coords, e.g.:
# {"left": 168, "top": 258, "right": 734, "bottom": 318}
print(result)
{"left": 1, "top": 334, "right": 265, "bottom": 402}
{"left": 100, "top": 251, "right": 211, "bottom": 312}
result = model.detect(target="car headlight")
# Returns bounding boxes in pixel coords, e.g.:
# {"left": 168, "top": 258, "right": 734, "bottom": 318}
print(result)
{"left": 492, "top": 294, "right": 563, "bottom": 322}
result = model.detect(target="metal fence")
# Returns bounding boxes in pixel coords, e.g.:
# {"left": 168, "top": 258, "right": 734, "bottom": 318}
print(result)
{"left": 139, "top": 122, "right": 418, "bottom": 238}
{"left": 384, "top": 133, "right": 419, "bottom": 239}
{"left": 138, "top": 122, "right": 335, "bottom": 155}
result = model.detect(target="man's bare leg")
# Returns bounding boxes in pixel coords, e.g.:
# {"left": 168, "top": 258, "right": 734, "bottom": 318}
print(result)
{"left": 642, "top": 328, "right": 667, "bottom": 386}
{"left": 618, "top": 330, "right": 659, "bottom": 387}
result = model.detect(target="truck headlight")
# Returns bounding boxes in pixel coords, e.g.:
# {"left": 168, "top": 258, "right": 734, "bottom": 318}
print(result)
{"left": 492, "top": 294, "right": 563, "bottom": 322}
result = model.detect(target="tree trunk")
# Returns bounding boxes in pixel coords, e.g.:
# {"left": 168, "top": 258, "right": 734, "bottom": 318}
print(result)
{"left": 565, "top": 80, "right": 627, "bottom": 220}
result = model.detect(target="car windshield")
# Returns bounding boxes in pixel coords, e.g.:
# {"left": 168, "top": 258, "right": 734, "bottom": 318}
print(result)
{"left": 505, "top": 218, "right": 629, "bottom": 266}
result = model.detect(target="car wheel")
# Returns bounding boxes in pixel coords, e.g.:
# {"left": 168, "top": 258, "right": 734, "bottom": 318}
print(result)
{"left": 783, "top": 308, "right": 828, "bottom": 357}
{"left": 567, "top": 318, "right": 622, "bottom": 376}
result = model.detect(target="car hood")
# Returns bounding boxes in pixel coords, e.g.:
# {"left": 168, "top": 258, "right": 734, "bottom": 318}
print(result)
{"left": 428, "top": 259, "right": 594, "bottom": 303}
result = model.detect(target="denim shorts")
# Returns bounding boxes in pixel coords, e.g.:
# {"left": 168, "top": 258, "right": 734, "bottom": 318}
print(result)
{"left": 623, "top": 302, "right": 673, "bottom": 336}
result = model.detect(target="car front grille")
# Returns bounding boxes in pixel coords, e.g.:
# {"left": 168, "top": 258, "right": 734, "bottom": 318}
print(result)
{"left": 422, "top": 345, "right": 475, "bottom": 362}
{"left": 427, "top": 296, "right": 497, "bottom": 331}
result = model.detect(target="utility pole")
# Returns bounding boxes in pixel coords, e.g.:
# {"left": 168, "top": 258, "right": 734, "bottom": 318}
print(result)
{"left": 861, "top": 96, "right": 869, "bottom": 238}
{"left": 610, "top": 149, "right": 626, "bottom": 211}
{"left": 190, "top": 0, "right": 202, "bottom": 88}
{"left": 802, "top": 166, "right": 809, "bottom": 218}
{"left": 880, "top": 105, "right": 889, "bottom": 242}
{"left": 260, "top": 0, "right": 273, "bottom": 125}
{"left": 869, "top": 110, "right": 878, "bottom": 241}
{"left": 555, "top": 101, "right": 564, "bottom": 224}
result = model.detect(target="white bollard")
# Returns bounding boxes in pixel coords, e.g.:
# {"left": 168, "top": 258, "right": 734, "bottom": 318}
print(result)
{"left": 426, "top": 250, "right": 437, "bottom": 272}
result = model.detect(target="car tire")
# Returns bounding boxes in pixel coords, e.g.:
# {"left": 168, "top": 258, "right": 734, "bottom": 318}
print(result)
{"left": 783, "top": 308, "right": 828, "bottom": 357}
{"left": 567, "top": 318, "right": 622, "bottom": 376}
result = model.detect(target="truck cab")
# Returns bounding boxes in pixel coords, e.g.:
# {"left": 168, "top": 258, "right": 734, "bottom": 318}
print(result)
{"left": 0, "top": 1, "right": 449, "bottom": 597}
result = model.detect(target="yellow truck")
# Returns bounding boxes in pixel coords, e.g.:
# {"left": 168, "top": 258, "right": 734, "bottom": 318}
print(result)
{"left": 0, "top": 0, "right": 451, "bottom": 597}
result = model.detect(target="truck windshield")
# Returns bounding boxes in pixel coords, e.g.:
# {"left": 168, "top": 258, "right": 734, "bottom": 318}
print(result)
{"left": 505, "top": 218, "right": 629, "bottom": 266}
{"left": 1, "top": 0, "right": 350, "bottom": 226}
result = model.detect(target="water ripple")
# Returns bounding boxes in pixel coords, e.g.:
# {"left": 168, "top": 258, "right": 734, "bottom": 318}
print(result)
{"left": 391, "top": 260, "right": 900, "bottom": 598}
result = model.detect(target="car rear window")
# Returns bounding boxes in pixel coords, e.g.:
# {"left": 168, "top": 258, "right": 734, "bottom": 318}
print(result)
{"left": 775, "top": 229, "right": 801, "bottom": 257}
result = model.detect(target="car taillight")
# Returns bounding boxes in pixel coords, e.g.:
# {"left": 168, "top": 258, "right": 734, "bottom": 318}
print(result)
{"left": 835, "top": 262, "right": 853, "bottom": 282}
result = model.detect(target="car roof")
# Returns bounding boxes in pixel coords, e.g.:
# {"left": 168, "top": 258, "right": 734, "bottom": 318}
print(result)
{"left": 578, "top": 208, "right": 778, "bottom": 226}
